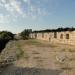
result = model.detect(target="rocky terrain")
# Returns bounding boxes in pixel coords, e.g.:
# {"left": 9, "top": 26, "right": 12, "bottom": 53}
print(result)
{"left": 0, "top": 39, "right": 75, "bottom": 75}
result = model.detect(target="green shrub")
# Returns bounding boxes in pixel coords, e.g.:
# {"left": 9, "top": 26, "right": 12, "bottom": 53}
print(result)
{"left": 0, "top": 31, "right": 14, "bottom": 40}
{"left": 20, "top": 29, "right": 32, "bottom": 40}
{"left": 0, "top": 31, "right": 14, "bottom": 52}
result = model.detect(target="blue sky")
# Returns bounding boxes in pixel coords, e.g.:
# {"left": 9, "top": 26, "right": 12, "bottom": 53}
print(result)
{"left": 0, "top": 0, "right": 75, "bottom": 33}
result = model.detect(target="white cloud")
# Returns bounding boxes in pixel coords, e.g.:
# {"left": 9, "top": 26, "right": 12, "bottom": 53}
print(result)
{"left": 0, "top": 14, "right": 10, "bottom": 23}
{"left": 10, "top": 1, "right": 23, "bottom": 14}
{"left": 0, "top": 0, "right": 50, "bottom": 20}
{"left": 5, "top": 4, "right": 14, "bottom": 12}
{"left": 25, "top": 0, "right": 49, "bottom": 19}
{"left": 0, "top": 0, "right": 23, "bottom": 16}
{"left": 1, "top": 0, "right": 6, "bottom": 3}
{"left": 0, "top": 3, "right": 3, "bottom": 7}
{"left": 23, "top": 0, "right": 28, "bottom": 3}
{"left": 23, "top": 0, "right": 30, "bottom": 4}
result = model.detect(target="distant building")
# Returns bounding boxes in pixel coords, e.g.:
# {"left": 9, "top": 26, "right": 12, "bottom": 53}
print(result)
{"left": 30, "top": 28, "right": 75, "bottom": 45}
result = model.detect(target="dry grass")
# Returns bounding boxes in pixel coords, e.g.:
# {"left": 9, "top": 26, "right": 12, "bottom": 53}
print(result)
{"left": 0, "top": 39, "right": 75, "bottom": 75}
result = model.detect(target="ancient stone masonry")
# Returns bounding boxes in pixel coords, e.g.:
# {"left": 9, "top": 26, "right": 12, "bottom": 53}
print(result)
{"left": 30, "top": 28, "right": 75, "bottom": 45}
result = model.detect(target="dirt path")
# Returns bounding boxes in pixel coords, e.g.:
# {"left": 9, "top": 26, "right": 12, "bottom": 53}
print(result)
{"left": 0, "top": 40, "right": 75, "bottom": 75}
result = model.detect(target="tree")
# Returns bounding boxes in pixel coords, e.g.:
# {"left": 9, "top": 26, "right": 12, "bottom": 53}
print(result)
{"left": 20, "top": 29, "right": 32, "bottom": 40}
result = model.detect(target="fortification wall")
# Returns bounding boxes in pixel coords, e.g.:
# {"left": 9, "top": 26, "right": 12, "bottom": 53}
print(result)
{"left": 51, "top": 31, "right": 75, "bottom": 45}
{"left": 30, "top": 31, "right": 75, "bottom": 45}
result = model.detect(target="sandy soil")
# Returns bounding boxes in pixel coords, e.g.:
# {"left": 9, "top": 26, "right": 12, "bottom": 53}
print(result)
{"left": 0, "top": 39, "right": 75, "bottom": 75}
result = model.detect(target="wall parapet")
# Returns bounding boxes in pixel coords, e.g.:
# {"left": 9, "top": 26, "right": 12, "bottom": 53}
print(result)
{"left": 30, "top": 28, "right": 75, "bottom": 45}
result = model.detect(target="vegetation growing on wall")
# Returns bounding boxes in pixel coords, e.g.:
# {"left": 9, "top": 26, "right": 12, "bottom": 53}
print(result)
{"left": 32, "top": 27, "right": 75, "bottom": 33}
{"left": 0, "top": 31, "right": 14, "bottom": 52}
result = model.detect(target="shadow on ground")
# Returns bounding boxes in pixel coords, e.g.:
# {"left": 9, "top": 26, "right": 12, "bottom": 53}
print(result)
{"left": 0, "top": 40, "right": 9, "bottom": 53}
{"left": 0, "top": 64, "right": 62, "bottom": 75}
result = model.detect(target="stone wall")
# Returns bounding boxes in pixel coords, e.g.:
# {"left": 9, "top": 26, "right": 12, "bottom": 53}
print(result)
{"left": 30, "top": 31, "right": 75, "bottom": 45}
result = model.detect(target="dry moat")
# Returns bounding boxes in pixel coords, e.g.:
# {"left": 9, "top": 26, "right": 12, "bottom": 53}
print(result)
{"left": 0, "top": 39, "right": 75, "bottom": 75}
